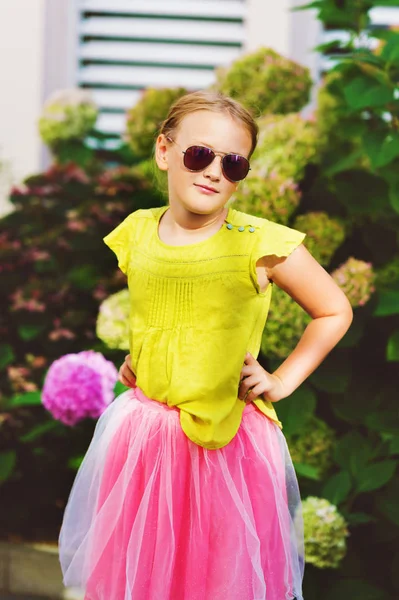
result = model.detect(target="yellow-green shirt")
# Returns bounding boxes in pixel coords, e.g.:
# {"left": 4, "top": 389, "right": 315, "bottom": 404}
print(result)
{"left": 103, "top": 206, "right": 306, "bottom": 449}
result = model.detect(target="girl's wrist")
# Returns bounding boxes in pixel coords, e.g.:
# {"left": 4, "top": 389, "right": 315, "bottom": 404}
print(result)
{"left": 263, "top": 373, "right": 287, "bottom": 403}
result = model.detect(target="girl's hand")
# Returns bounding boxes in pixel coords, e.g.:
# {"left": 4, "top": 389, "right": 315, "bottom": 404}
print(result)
{"left": 238, "top": 352, "right": 285, "bottom": 404}
{"left": 119, "top": 354, "right": 137, "bottom": 388}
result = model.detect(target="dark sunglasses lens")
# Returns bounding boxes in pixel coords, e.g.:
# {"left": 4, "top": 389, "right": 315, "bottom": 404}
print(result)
{"left": 184, "top": 146, "right": 215, "bottom": 171}
{"left": 222, "top": 154, "right": 250, "bottom": 181}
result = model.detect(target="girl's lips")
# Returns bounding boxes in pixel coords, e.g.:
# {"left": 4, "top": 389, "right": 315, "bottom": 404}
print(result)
{"left": 194, "top": 184, "right": 219, "bottom": 193}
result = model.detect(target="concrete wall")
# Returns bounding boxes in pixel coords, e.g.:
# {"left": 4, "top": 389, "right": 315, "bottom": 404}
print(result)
{"left": 0, "top": 0, "right": 76, "bottom": 216}
{"left": 0, "top": 1, "right": 46, "bottom": 215}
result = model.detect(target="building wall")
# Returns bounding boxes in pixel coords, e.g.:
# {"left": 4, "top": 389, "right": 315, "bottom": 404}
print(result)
{"left": 0, "top": 1, "right": 46, "bottom": 215}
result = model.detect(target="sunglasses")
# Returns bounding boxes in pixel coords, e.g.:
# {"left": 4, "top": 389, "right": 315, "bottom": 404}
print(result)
{"left": 167, "top": 137, "right": 250, "bottom": 182}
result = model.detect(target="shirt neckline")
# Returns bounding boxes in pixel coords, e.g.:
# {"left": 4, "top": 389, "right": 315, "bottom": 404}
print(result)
{"left": 154, "top": 205, "right": 232, "bottom": 250}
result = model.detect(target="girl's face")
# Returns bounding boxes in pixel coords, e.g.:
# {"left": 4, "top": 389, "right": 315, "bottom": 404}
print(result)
{"left": 155, "top": 110, "right": 253, "bottom": 217}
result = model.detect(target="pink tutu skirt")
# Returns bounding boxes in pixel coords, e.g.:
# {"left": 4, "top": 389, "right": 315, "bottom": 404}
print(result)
{"left": 59, "top": 388, "right": 304, "bottom": 600}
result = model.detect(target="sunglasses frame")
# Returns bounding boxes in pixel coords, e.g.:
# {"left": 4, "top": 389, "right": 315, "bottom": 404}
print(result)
{"left": 166, "top": 137, "right": 251, "bottom": 183}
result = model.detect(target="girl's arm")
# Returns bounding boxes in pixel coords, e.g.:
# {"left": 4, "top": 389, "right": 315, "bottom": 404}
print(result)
{"left": 239, "top": 244, "right": 353, "bottom": 403}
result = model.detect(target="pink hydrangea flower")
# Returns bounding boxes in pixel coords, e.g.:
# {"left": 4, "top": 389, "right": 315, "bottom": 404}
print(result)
{"left": 42, "top": 350, "right": 118, "bottom": 426}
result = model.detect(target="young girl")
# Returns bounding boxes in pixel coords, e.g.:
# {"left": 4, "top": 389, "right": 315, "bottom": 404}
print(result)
{"left": 59, "top": 91, "right": 353, "bottom": 600}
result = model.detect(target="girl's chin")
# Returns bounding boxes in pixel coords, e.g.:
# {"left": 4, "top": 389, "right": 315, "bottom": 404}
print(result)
{"left": 179, "top": 195, "right": 227, "bottom": 215}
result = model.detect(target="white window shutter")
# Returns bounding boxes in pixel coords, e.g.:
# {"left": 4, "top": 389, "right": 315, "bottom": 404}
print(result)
{"left": 75, "top": 0, "right": 247, "bottom": 136}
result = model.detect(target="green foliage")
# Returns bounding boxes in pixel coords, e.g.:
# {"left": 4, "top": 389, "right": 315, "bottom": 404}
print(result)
{"left": 233, "top": 166, "right": 300, "bottom": 225}
{"left": 253, "top": 114, "right": 320, "bottom": 180}
{"left": 293, "top": 212, "right": 346, "bottom": 266}
{"left": 256, "top": 3, "right": 398, "bottom": 595}
{"left": 261, "top": 286, "right": 311, "bottom": 359}
{"left": 0, "top": 155, "right": 162, "bottom": 538}
{"left": 286, "top": 416, "right": 336, "bottom": 478}
{"left": 275, "top": 383, "right": 317, "bottom": 436}
{"left": 39, "top": 89, "right": 99, "bottom": 147}
{"left": 96, "top": 289, "right": 130, "bottom": 351}
{"left": 214, "top": 47, "right": 312, "bottom": 116}
{"left": 125, "top": 87, "right": 188, "bottom": 159}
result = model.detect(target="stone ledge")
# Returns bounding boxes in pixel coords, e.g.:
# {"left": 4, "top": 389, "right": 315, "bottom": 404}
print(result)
{"left": 0, "top": 542, "right": 83, "bottom": 599}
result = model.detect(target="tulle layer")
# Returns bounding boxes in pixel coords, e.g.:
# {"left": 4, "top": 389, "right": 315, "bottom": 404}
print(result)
{"left": 59, "top": 387, "right": 304, "bottom": 600}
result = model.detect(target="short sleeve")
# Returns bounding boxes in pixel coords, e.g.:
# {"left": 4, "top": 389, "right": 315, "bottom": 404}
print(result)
{"left": 251, "top": 219, "right": 306, "bottom": 269}
{"left": 103, "top": 213, "right": 135, "bottom": 275}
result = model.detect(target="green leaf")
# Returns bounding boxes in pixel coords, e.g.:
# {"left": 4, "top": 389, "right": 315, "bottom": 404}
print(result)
{"left": 68, "top": 456, "right": 84, "bottom": 470}
{"left": 387, "top": 330, "right": 399, "bottom": 361}
{"left": 114, "top": 380, "right": 130, "bottom": 397}
{"left": 373, "top": 289, "right": 399, "bottom": 316}
{"left": 7, "top": 391, "right": 42, "bottom": 408}
{"left": 381, "top": 35, "right": 399, "bottom": 65}
{"left": 334, "top": 170, "right": 390, "bottom": 216}
{"left": 355, "top": 460, "right": 397, "bottom": 493}
{"left": 389, "top": 179, "right": 399, "bottom": 215}
{"left": 309, "top": 352, "right": 351, "bottom": 393}
{"left": 292, "top": 462, "right": 320, "bottom": 480}
{"left": 364, "top": 130, "right": 399, "bottom": 169}
{"left": 18, "top": 324, "right": 46, "bottom": 341}
{"left": 326, "top": 578, "right": 388, "bottom": 600}
{"left": 334, "top": 432, "right": 374, "bottom": 474}
{"left": 351, "top": 50, "right": 386, "bottom": 70}
{"left": 322, "top": 470, "right": 352, "bottom": 505}
{"left": 364, "top": 410, "right": 399, "bottom": 435}
{"left": 343, "top": 76, "right": 394, "bottom": 110}
{"left": 292, "top": 1, "right": 321, "bottom": 12}
{"left": 345, "top": 512, "right": 376, "bottom": 525}
{"left": 66, "top": 265, "right": 99, "bottom": 290}
{"left": 372, "top": 1, "right": 399, "bottom": 7}
{"left": 324, "top": 149, "right": 364, "bottom": 177}
{"left": 19, "top": 420, "right": 60, "bottom": 443}
{"left": 274, "top": 384, "right": 316, "bottom": 436}
{"left": 330, "top": 372, "right": 383, "bottom": 424}
{"left": 56, "top": 142, "right": 94, "bottom": 168}
{"left": 390, "top": 436, "right": 399, "bottom": 455}
{"left": 375, "top": 479, "right": 399, "bottom": 526}
{"left": 0, "top": 344, "right": 15, "bottom": 369}
{"left": 0, "top": 451, "right": 17, "bottom": 483}
{"left": 337, "top": 313, "right": 365, "bottom": 348}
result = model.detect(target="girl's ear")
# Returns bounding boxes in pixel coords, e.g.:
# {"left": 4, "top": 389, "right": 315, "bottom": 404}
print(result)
{"left": 155, "top": 134, "right": 169, "bottom": 172}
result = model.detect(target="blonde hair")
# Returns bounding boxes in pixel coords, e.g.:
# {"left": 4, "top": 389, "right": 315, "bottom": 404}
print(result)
{"left": 159, "top": 90, "right": 258, "bottom": 158}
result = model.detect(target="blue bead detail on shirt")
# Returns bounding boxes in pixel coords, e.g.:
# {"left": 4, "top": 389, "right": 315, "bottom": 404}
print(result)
{"left": 238, "top": 226, "right": 245, "bottom": 232}
{"left": 249, "top": 227, "right": 255, "bottom": 233}
{"left": 226, "top": 223, "right": 234, "bottom": 230}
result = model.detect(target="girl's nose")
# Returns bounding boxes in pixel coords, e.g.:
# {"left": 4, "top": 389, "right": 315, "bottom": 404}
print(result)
{"left": 203, "top": 156, "right": 222, "bottom": 181}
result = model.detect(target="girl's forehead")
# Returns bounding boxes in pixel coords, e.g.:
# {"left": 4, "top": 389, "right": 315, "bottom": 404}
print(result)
{"left": 177, "top": 111, "right": 252, "bottom": 153}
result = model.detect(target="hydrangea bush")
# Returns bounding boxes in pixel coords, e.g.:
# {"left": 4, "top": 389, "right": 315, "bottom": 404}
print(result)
{"left": 293, "top": 212, "right": 346, "bottom": 266}
{"left": 125, "top": 87, "right": 187, "bottom": 159}
{"left": 38, "top": 89, "right": 98, "bottom": 147}
{"left": 253, "top": 114, "right": 320, "bottom": 181}
{"left": 233, "top": 166, "right": 300, "bottom": 225}
{"left": 301, "top": 497, "right": 349, "bottom": 569}
{"left": 261, "top": 286, "right": 311, "bottom": 359}
{"left": 286, "top": 417, "right": 336, "bottom": 478}
{"left": 96, "top": 289, "right": 130, "bottom": 351}
{"left": 214, "top": 47, "right": 312, "bottom": 116}
{"left": 331, "top": 258, "right": 376, "bottom": 307}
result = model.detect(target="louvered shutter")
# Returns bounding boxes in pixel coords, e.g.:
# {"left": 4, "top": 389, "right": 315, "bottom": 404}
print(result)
{"left": 75, "top": 0, "right": 247, "bottom": 136}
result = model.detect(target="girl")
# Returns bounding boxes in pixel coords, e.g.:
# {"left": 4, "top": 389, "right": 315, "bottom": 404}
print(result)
{"left": 59, "top": 91, "right": 353, "bottom": 600}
